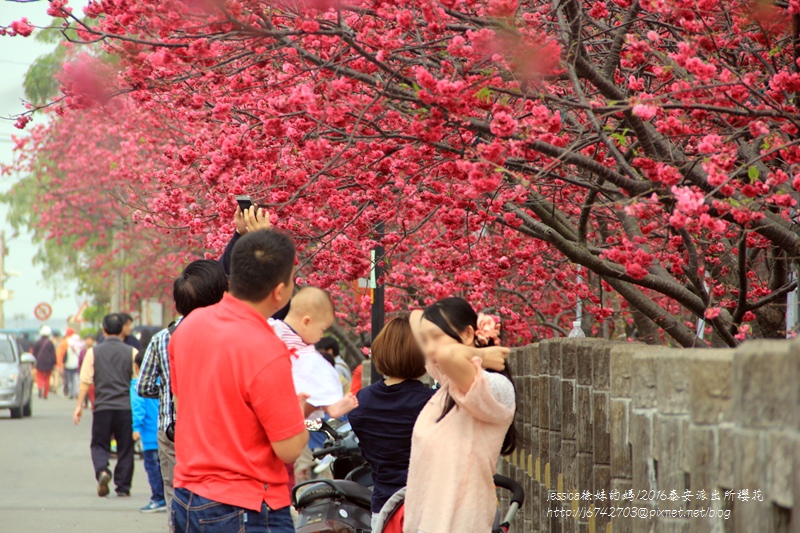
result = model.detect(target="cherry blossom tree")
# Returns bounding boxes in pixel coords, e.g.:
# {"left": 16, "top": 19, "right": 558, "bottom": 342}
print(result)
{"left": 5, "top": 0, "right": 800, "bottom": 347}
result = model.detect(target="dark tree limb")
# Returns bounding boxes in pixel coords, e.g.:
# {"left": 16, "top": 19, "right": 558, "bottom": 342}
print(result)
{"left": 730, "top": 230, "right": 748, "bottom": 332}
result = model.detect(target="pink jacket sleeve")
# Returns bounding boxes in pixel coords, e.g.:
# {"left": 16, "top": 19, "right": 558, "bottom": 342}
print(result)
{"left": 448, "top": 357, "right": 515, "bottom": 425}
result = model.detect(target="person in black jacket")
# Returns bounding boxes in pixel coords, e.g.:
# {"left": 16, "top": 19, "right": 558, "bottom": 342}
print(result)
{"left": 348, "top": 316, "right": 434, "bottom": 528}
{"left": 219, "top": 206, "right": 291, "bottom": 320}
{"left": 32, "top": 326, "right": 57, "bottom": 399}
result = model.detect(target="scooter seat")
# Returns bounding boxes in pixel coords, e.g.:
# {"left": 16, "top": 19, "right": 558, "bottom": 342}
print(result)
{"left": 294, "top": 479, "right": 373, "bottom": 509}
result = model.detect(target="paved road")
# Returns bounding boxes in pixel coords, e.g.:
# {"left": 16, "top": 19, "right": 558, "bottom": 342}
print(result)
{"left": 0, "top": 393, "right": 167, "bottom": 532}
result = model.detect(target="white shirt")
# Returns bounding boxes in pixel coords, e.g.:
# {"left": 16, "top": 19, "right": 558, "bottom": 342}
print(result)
{"left": 484, "top": 371, "right": 516, "bottom": 410}
{"left": 64, "top": 334, "right": 83, "bottom": 370}
{"left": 269, "top": 319, "right": 343, "bottom": 419}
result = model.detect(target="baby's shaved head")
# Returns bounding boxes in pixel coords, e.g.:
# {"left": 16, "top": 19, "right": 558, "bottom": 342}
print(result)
{"left": 289, "top": 286, "right": 335, "bottom": 319}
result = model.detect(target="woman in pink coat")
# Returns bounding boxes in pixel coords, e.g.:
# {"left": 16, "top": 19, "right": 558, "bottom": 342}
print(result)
{"left": 404, "top": 298, "right": 519, "bottom": 533}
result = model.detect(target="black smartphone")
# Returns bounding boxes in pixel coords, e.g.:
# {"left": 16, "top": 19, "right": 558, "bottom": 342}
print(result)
{"left": 235, "top": 195, "right": 254, "bottom": 212}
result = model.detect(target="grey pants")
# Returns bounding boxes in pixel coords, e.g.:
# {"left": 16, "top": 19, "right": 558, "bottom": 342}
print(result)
{"left": 157, "top": 430, "right": 176, "bottom": 531}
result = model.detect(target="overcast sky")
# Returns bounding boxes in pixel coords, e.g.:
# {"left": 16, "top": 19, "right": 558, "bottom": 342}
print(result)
{"left": 1, "top": 2, "right": 80, "bottom": 327}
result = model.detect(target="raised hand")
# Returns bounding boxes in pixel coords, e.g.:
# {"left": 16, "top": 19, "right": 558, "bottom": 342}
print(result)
{"left": 234, "top": 206, "right": 272, "bottom": 235}
{"left": 478, "top": 346, "right": 510, "bottom": 372}
{"left": 244, "top": 206, "right": 271, "bottom": 233}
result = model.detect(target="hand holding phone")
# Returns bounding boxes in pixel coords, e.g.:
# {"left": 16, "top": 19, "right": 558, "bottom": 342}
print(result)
{"left": 234, "top": 195, "right": 272, "bottom": 235}
{"left": 235, "top": 195, "right": 254, "bottom": 212}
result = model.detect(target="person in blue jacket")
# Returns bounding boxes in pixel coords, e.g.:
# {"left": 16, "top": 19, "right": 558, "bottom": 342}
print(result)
{"left": 131, "top": 351, "right": 167, "bottom": 513}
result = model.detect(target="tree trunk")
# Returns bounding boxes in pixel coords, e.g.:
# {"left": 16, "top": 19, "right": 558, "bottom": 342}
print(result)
{"left": 630, "top": 307, "right": 661, "bottom": 345}
{"left": 756, "top": 247, "right": 789, "bottom": 338}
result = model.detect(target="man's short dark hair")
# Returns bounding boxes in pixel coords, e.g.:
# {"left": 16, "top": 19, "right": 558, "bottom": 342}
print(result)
{"left": 102, "top": 313, "right": 124, "bottom": 336}
{"left": 173, "top": 260, "right": 229, "bottom": 317}
{"left": 315, "top": 337, "right": 340, "bottom": 357}
{"left": 230, "top": 230, "right": 295, "bottom": 302}
{"left": 120, "top": 313, "right": 134, "bottom": 325}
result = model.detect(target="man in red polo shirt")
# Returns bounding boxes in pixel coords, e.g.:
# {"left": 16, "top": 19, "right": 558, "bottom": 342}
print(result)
{"left": 169, "top": 229, "right": 308, "bottom": 533}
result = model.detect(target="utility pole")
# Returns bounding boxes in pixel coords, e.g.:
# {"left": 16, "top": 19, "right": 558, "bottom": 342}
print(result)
{"left": 0, "top": 231, "right": 20, "bottom": 329}
{"left": 370, "top": 222, "right": 385, "bottom": 385}
{"left": 0, "top": 231, "right": 5, "bottom": 329}
{"left": 110, "top": 226, "right": 124, "bottom": 312}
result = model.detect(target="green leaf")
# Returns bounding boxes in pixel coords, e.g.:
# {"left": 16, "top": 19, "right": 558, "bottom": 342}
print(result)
{"left": 769, "top": 46, "right": 781, "bottom": 58}
{"left": 747, "top": 166, "right": 759, "bottom": 182}
{"left": 23, "top": 46, "right": 68, "bottom": 105}
{"left": 475, "top": 86, "right": 493, "bottom": 104}
{"left": 610, "top": 132, "right": 627, "bottom": 148}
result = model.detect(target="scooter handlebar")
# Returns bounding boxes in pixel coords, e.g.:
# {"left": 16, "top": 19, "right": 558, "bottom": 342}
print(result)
{"left": 312, "top": 445, "right": 347, "bottom": 459}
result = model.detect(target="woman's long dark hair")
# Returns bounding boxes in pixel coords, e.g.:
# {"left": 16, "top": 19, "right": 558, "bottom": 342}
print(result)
{"left": 421, "top": 297, "right": 520, "bottom": 455}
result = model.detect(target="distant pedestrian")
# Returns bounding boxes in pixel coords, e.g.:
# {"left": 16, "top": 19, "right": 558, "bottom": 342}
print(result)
{"left": 64, "top": 331, "right": 83, "bottom": 399}
{"left": 79, "top": 336, "right": 96, "bottom": 409}
{"left": 17, "top": 333, "right": 33, "bottom": 354}
{"left": 131, "top": 350, "right": 167, "bottom": 513}
{"left": 350, "top": 342, "right": 370, "bottom": 396}
{"left": 55, "top": 329, "right": 75, "bottom": 397}
{"left": 32, "top": 326, "right": 56, "bottom": 399}
{"left": 316, "top": 337, "right": 352, "bottom": 393}
{"left": 73, "top": 313, "right": 138, "bottom": 498}
{"left": 169, "top": 230, "right": 308, "bottom": 533}
{"left": 137, "top": 259, "right": 229, "bottom": 527}
{"left": 120, "top": 313, "right": 143, "bottom": 351}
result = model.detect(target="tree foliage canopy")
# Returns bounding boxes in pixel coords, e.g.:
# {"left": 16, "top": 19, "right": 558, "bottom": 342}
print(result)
{"left": 4, "top": 0, "right": 800, "bottom": 346}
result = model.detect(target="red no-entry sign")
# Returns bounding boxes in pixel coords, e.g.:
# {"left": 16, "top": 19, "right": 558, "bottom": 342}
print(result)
{"left": 34, "top": 302, "right": 52, "bottom": 321}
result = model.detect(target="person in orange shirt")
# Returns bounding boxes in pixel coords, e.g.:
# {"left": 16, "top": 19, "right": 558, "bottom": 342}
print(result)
{"left": 349, "top": 341, "right": 371, "bottom": 396}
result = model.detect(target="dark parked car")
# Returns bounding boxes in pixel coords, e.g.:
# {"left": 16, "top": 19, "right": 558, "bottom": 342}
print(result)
{"left": 0, "top": 333, "right": 35, "bottom": 418}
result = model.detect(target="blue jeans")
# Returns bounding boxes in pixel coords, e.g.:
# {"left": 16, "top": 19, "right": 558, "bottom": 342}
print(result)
{"left": 64, "top": 368, "right": 79, "bottom": 398}
{"left": 143, "top": 449, "right": 164, "bottom": 503}
{"left": 172, "top": 487, "right": 295, "bottom": 533}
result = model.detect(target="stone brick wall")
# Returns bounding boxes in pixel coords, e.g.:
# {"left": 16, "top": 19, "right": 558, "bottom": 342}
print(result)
{"left": 497, "top": 338, "right": 800, "bottom": 533}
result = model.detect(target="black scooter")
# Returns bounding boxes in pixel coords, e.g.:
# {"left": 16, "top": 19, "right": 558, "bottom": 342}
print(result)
{"left": 292, "top": 419, "right": 526, "bottom": 533}
{"left": 292, "top": 419, "right": 373, "bottom": 533}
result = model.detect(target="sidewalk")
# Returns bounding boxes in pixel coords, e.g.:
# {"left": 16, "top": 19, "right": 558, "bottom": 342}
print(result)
{"left": 0, "top": 393, "right": 167, "bottom": 532}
